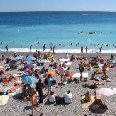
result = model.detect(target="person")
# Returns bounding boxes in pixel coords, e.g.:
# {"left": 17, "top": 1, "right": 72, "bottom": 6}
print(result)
{"left": 110, "top": 53, "right": 113, "bottom": 60}
{"left": 33, "top": 50, "right": 38, "bottom": 59}
{"left": 36, "top": 79, "right": 43, "bottom": 103}
{"left": 21, "top": 85, "right": 28, "bottom": 100}
{"left": 43, "top": 53, "right": 47, "bottom": 59}
{"left": 43, "top": 44, "right": 46, "bottom": 51}
{"left": 99, "top": 47, "right": 102, "bottom": 53}
{"left": 40, "top": 67, "right": 46, "bottom": 75}
{"left": 57, "top": 64, "right": 65, "bottom": 83}
{"left": 89, "top": 93, "right": 107, "bottom": 110}
{"left": 37, "top": 51, "right": 41, "bottom": 60}
{"left": 52, "top": 62, "right": 58, "bottom": 69}
{"left": 0, "top": 70, "right": 4, "bottom": 76}
{"left": 63, "top": 90, "right": 72, "bottom": 104}
{"left": 65, "top": 53, "right": 69, "bottom": 59}
{"left": 30, "top": 45, "right": 32, "bottom": 52}
{"left": 86, "top": 82, "right": 98, "bottom": 89}
{"left": 27, "top": 85, "right": 38, "bottom": 116}
{"left": 52, "top": 46, "right": 55, "bottom": 54}
{"left": 81, "top": 46, "right": 83, "bottom": 53}
{"left": 50, "top": 46, "right": 52, "bottom": 51}
{"left": 70, "top": 55, "right": 75, "bottom": 61}
{"left": 79, "top": 61, "right": 84, "bottom": 81}
{"left": 1, "top": 55, "right": 5, "bottom": 61}
{"left": 5, "top": 45, "right": 8, "bottom": 51}
{"left": 90, "top": 71, "right": 96, "bottom": 80}
{"left": 84, "top": 91, "right": 91, "bottom": 102}
{"left": 44, "top": 74, "right": 52, "bottom": 95}
{"left": 48, "top": 91, "right": 56, "bottom": 103}
{"left": 65, "top": 67, "right": 73, "bottom": 83}
{"left": 102, "top": 63, "right": 108, "bottom": 80}
{"left": 85, "top": 46, "right": 88, "bottom": 53}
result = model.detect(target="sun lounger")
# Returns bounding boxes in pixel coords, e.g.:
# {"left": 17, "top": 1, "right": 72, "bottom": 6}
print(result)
{"left": 81, "top": 95, "right": 95, "bottom": 109}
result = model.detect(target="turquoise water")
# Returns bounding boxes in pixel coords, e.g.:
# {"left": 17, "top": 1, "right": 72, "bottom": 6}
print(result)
{"left": 0, "top": 11, "right": 116, "bottom": 53}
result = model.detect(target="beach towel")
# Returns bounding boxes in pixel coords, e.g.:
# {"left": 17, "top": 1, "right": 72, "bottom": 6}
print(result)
{"left": 81, "top": 96, "right": 95, "bottom": 109}
{"left": 0, "top": 95, "right": 9, "bottom": 105}
{"left": 65, "top": 62, "right": 72, "bottom": 66}
{"left": 72, "top": 73, "right": 88, "bottom": 78}
{"left": 59, "top": 58, "right": 70, "bottom": 62}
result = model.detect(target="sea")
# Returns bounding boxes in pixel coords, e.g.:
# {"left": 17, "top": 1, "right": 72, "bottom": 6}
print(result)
{"left": 0, "top": 11, "right": 116, "bottom": 53}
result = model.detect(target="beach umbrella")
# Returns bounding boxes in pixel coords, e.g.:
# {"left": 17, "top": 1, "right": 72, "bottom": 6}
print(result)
{"left": 24, "top": 64, "right": 34, "bottom": 69}
{"left": 96, "top": 88, "right": 114, "bottom": 96}
{"left": 46, "top": 70, "right": 56, "bottom": 76}
{"left": 21, "top": 75, "right": 38, "bottom": 85}
{"left": 23, "top": 56, "right": 36, "bottom": 61}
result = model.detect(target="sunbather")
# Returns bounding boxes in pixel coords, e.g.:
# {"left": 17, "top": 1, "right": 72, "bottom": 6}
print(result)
{"left": 83, "top": 91, "right": 91, "bottom": 102}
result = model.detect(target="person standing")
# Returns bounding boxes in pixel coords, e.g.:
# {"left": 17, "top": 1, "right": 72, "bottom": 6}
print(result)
{"left": 27, "top": 85, "right": 38, "bottom": 116}
{"left": 85, "top": 46, "right": 88, "bottom": 54}
{"left": 36, "top": 79, "right": 43, "bottom": 103}
{"left": 50, "top": 46, "right": 52, "bottom": 51}
{"left": 52, "top": 46, "right": 55, "bottom": 54}
{"left": 44, "top": 74, "right": 52, "bottom": 95}
{"left": 30, "top": 45, "right": 32, "bottom": 52}
{"left": 5, "top": 45, "right": 8, "bottom": 52}
{"left": 79, "top": 61, "right": 85, "bottom": 81}
{"left": 43, "top": 44, "right": 46, "bottom": 51}
{"left": 99, "top": 47, "right": 102, "bottom": 53}
{"left": 81, "top": 46, "right": 83, "bottom": 53}
{"left": 57, "top": 64, "right": 65, "bottom": 83}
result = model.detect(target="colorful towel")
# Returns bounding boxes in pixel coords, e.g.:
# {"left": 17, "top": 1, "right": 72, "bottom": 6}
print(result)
{"left": 0, "top": 95, "right": 9, "bottom": 105}
{"left": 81, "top": 95, "right": 95, "bottom": 109}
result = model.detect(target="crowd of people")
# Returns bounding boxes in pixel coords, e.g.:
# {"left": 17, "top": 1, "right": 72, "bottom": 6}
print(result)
{"left": 0, "top": 51, "right": 116, "bottom": 115}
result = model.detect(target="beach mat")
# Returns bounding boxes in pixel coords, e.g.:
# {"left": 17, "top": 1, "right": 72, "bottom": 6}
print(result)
{"left": 0, "top": 95, "right": 9, "bottom": 105}
{"left": 81, "top": 95, "right": 95, "bottom": 109}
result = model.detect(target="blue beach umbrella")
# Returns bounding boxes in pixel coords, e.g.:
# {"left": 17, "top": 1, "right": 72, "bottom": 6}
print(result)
{"left": 23, "top": 56, "right": 36, "bottom": 61}
{"left": 21, "top": 75, "right": 38, "bottom": 85}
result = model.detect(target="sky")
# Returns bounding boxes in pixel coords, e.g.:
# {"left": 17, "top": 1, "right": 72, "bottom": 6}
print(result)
{"left": 0, "top": 0, "right": 116, "bottom": 12}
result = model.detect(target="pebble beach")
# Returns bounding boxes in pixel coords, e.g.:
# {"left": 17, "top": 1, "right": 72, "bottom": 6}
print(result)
{"left": 0, "top": 52, "right": 116, "bottom": 116}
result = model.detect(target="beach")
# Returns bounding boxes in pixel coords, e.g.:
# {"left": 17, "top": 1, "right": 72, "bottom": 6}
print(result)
{"left": 0, "top": 51, "right": 116, "bottom": 116}
{"left": 0, "top": 11, "right": 116, "bottom": 116}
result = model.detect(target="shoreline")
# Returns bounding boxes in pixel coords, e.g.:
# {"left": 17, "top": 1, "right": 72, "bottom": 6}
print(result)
{"left": 0, "top": 48, "right": 116, "bottom": 54}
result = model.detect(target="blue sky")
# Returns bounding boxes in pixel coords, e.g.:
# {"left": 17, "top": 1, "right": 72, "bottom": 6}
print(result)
{"left": 0, "top": 0, "right": 116, "bottom": 12}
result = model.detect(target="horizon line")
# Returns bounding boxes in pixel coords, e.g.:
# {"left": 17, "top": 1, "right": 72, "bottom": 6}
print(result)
{"left": 0, "top": 10, "right": 116, "bottom": 13}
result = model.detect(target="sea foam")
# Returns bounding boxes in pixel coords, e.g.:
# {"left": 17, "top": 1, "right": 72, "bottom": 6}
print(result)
{"left": 0, "top": 48, "right": 116, "bottom": 53}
